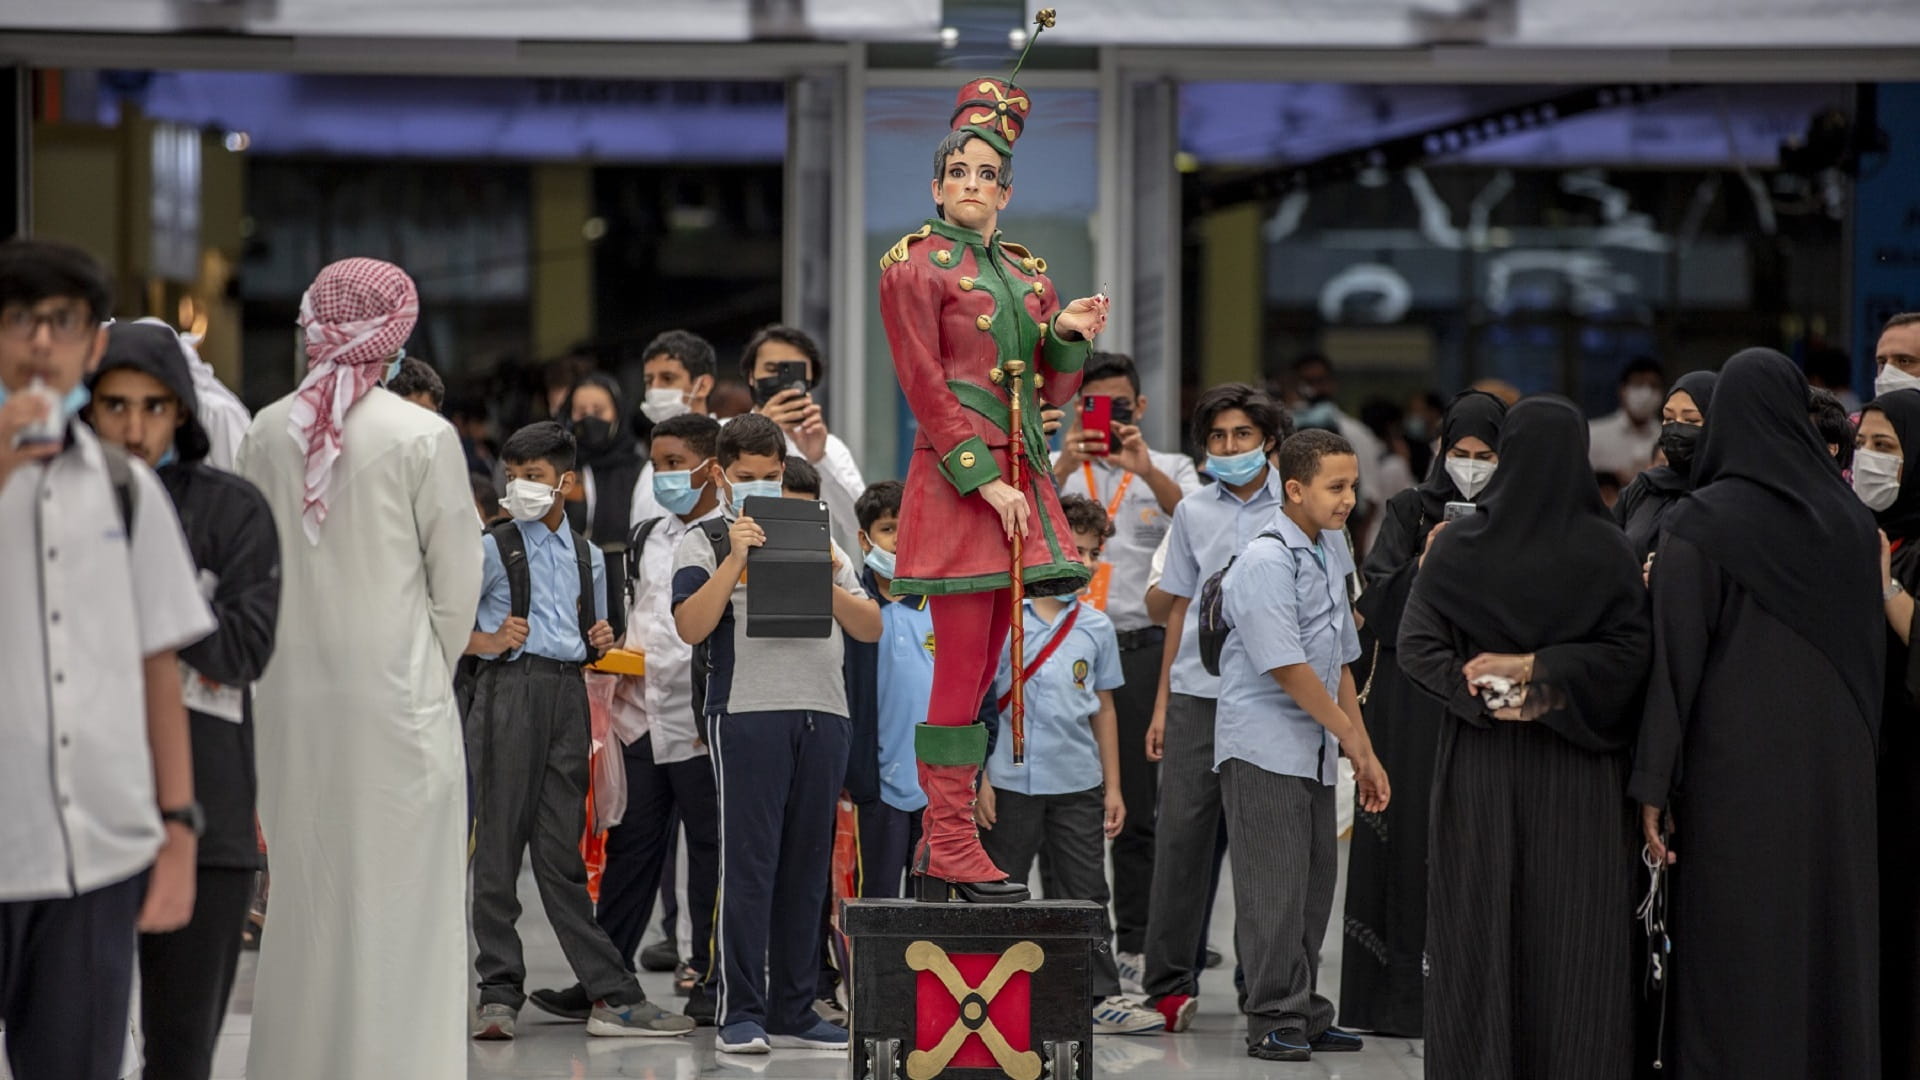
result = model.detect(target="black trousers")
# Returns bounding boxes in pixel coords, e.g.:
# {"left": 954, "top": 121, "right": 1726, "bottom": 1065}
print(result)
{"left": 1110, "top": 630, "right": 1163, "bottom": 953}
{"left": 0, "top": 871, "right": 146, "bottom": 1080}
{"left": 856, "top": 801, "right": 922, "bottom": 900}
{"left": 596, "top": 735, "right": 718, "bottom": 987}
{"left": 467, "top": 657, "right": 638, "bottom": 1009}
{"left": 981, "top": 786, "right": 1122, "bottom": 1002}
{"left": 138, "top": 866, "right": 255, "bottom": 1080}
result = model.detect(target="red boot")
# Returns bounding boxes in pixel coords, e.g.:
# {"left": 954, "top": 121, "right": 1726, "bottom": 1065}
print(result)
{"left": 911, "top": 727, "right": 1029, "bottom": 903}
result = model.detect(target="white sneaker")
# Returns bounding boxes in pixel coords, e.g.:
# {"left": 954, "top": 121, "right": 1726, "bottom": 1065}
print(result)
{"left": 1113, "top": 950, "right": 1146, "bottom": 996}
{"left": 1092, "top": 996, "right": 1163, "bottom": 1036}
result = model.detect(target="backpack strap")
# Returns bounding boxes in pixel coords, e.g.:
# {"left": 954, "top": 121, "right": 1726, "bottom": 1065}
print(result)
{"left": 623, "top": 516, "right": 664, "bottom": 614}
{"left": 698, "top": 517, "right": 732, "bottom": 566}
{"left": 571, "top": 528, "right": 596, "bottom": 653}
{"left": 100, "top": 442, "right": 137, "bottom": 542}
{"left": 487, "top": 520, "right": 531, "bottom": 621}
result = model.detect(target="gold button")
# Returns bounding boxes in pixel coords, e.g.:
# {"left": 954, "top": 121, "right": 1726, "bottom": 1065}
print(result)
{"left": 976, "top": 314, "right": 992, "bottom": 332}
{"left": 959, "top": 451, "right": 977, "bottom": 468}
{"left": 1031, "top": 281, "right": 1045, "bottom": 295}
{"left": 959, "top": 277, "right": 975, "bottom": 291}
{"left": 989, "top": 368, "right": 1006, "bottom": 384}
{"left": 935, "top": 250, "right": 952, "bottom": 265}
{"left": 1021, "top": 257, "right": 1038, "bottom": 272}
{"left": 1034, "top": 374, "right": 1045, "bottom": 389}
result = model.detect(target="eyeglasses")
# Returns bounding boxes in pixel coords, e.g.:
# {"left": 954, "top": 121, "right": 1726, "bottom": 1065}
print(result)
{"left": 0, "top": 306, "right": 97, "bottom": 344}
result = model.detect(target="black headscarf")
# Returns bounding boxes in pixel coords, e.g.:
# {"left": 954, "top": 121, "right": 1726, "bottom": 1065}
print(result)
{"left": 1414, "top": 395, "right": 1649, "bottom": 750}
{"left": 1864, "top": 388, "right": 1920, "bottom": 545}
{"left": 90, "top": 321, "right": 211, "bottom": 465}
{"left": 1413, "top": 389, "right": 1507, "bottom": 523}
{"left": 558, "top": 372, "right": 643, "bottom": 542}
{"left": 1664, "top": 348, "right": 1882, "bottom": 727}
{"left": 1638, "top": 370, "right": 1718, "bottom": 496}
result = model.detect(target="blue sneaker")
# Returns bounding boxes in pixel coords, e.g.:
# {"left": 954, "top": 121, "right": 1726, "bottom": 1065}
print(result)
{"left": 586, "top": 999, "right": 696, "bottom": 1038}
{"left": 718, "top": 1021, "right": 771, "bottom": 1054}
{"left": 1248, "top": 1029, "right": 1311, "bottom": 1062}
{"left": 1310, "top": 1026, "right": 1364, "bottom": 1053}
{"left": 768, "top": 1017, "right": 850, "bottom": 1050}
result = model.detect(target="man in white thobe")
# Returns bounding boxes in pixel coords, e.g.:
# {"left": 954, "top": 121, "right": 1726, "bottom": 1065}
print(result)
{"left": 236, "top": 258, "right": 481, "bottom": 1080}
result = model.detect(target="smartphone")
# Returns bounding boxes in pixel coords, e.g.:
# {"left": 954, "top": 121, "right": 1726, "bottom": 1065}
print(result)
{"left": 1111, "top": 397, "right": 1135, "bottom": 425}
{"left": 1081, "top": 394, "right": 1114, "bottom": 456}
{"left": 1443, "top": 501, "right": 1478, "bottom": 522}
{"left": 753, "top": 360, "right": 811, "bottom": 406}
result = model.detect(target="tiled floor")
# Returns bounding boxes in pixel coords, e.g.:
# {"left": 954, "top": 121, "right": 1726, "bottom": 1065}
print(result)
{"left": 24, "top": 837, "right": 1425, "bottom": 1079}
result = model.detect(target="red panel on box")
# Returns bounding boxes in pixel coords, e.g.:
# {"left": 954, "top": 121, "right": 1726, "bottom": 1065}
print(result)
{"left": 915, "top": 951, "right": 1033, "bottom": 1069}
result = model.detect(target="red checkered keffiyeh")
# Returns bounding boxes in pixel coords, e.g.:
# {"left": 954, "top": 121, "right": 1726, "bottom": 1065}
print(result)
{"left": 286, "top": 257, "right": 419, "bottom": 543}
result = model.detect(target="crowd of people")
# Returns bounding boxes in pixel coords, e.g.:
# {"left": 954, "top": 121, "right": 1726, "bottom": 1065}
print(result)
{"left": 3, "top": 228, "right": 1919, "bottom": 1080}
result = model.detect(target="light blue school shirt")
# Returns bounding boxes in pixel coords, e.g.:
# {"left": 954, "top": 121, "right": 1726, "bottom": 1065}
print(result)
{"left": 1158, "top": 466, "right": 1286, "bottom": 699}
{"left": 475, "top": 519, "right": 608, "bottom": 663}
{"left": 1214, "top": 512, "right": 1361, "bottom": 785}
{"left": 986, "top": 599, "right": 1125, "bottom": 796}
{"left": 876, "top": 594, "right": 935, "bottom": 813}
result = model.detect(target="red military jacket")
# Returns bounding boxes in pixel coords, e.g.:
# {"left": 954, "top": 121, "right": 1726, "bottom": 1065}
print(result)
{"left": 879, "top": 217, "right": 1092, "bottom": 597}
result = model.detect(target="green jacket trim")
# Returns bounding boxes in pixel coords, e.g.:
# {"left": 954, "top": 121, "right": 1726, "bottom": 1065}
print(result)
{"left": 939, "top": 435, "right": 1002, "bottom": 495}
{"left": 1043, "top": 312, "right": 1091, "bottom": 375}
{"left": 891, "top": 560, "right": 1091, "bottom": 599}
{"left": 915, "top": 722, "right": 989, "bottom": 767}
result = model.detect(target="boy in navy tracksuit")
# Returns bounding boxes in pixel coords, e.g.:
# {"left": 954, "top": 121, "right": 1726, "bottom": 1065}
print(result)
{"left": 671, "top": 414, "right": 883, "bottom": 1055}
{"left": 465, "top": 421, "right": 693, "bottom": 1041}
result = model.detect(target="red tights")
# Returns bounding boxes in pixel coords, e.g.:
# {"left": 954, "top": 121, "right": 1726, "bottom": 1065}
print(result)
{"left": 927, "top": 590, "right": 1013, "bottom": 727}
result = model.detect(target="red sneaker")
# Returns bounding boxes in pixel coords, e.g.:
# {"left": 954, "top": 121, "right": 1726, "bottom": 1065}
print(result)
{"left": 1152, "top": 993, "right": 1197, "bottom": 1033}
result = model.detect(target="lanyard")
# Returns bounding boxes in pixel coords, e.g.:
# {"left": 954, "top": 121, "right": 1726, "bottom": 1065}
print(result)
{"left": 1082, "top": 463, "right": 1134, "bottom": 520}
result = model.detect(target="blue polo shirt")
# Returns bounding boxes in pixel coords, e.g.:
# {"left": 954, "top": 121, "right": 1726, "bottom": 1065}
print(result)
{"left": 475, "top": 519, "right": 607, "bottom": 663}
{"left": 876, "top": 591, "right": 935, "bottom": 813}
{"left": 986, "top": 599, "right": 1124, "bottom": 797}
{"left": 1158, "top": 466, "right": 1286, "bottom": 700}
{"left": 1214, "top": 513, "right": 1361, "bottom": 785}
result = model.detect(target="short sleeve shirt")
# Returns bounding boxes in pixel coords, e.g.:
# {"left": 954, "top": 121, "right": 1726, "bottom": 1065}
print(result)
{"left": 986, "top": 599, "right": 1125, "bottom": 796}
{"left": 1159, "top": 466, "right": 1286, "bottom": 699}
{"left": 1057, "top": 451, "right": 1202, "bottom": 631}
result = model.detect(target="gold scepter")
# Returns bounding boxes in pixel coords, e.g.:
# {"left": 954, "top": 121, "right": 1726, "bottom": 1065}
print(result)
{"left": 1005, "top": 357, "right": 1029, "bottom": 766}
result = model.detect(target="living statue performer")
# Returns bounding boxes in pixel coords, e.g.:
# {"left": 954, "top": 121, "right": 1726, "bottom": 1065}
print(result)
{"left": 878, "top": 9, "right": 1112, "bottom": 904}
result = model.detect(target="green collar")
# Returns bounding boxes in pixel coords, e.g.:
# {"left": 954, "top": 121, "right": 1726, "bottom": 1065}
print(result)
{"left": 924, "top": 217, "right": 1000, "bottom": 249}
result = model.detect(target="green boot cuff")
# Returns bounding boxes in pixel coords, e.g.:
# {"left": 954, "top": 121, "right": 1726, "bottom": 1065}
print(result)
{"left": 915, "top": 722, "right": 989, "bottom": 767}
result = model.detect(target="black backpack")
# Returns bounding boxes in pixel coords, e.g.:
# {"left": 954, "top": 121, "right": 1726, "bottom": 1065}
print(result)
{"left": 628, "top": 515, "right": 731, "bottom": 720}
{"left": 1196, "top": 530, "right": 1295, "bottom": 677}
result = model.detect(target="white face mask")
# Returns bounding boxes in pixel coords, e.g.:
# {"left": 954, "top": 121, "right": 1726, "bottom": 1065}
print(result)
{"left": 1876, "top": 364, "right": 1920, "bottom": 398}
{"left": 502, "top": 478, "right": 560, "bottom": 522}
{"left": 1852, "top": 448, "right": 1903, "bottom": 512}
{"left": 1623, "top": 384, "right": 1663, "bottom": 422}
{"left": 640, "top": 387, "right": 692, "bottom": 424}
{"left": 1444, "top": 456, "right": 1497, "bottom": 500}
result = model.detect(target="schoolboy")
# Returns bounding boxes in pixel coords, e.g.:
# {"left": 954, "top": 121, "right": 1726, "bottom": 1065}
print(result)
{"left": 671, "top": 413, "right": 882, "bottom": 1055}
{"left": 530, "top": 413, "right": 726, "bottom": 1027}
{"left": 465, "top": 421, "right": 693, "bottom": 1041}
{"left": 1215, "top": 428, "right": 1390, "bottom": 1062}
{"left": 975, "top": 494, "right": 1162, "bottom": 1036}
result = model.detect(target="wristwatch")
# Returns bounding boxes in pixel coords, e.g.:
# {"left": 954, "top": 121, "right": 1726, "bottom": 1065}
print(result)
{"left": 159, "top": 802, "right": 205, "bottom": 837}
{"left": 1887, "top": 580, "right": 1905, "bottom": 602}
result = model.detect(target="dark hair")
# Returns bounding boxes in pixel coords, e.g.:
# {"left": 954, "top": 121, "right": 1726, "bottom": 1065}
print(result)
{"left": 1278, "top": 429, "right": 1356, "bottom": 489}
{"left": 1083, "top": 352, "right": 1141, "bottom": 396}
{"left": 740, "top": 324, "right": 825, "bottom": 387}
{"left": 782, "top": 455, "right": 821, "bottom": 497}
{"left": 1619, "top": 355, "right": 1666, "bottom": 385}
{"left": 501, "top": 420, "right": 576, "bottom": 475}
{"left": 1058, "top": 493, "right": 1115, "bottom": 541}
{"left": 1803, "top": 346, "right": 1852, "bottom": 390}
{"left": 932, "top": 129, "right": 1013, "bottom": 197}
{"left": 388, "top": 356, "right": 445, "bottom": 408}
{"left": 1809, "top": 387, "right": 1856, "bottom": 471}
{"left": 562, "top": 371, "right": 625, "bottom": 419}
{"left": 470, "top": 470, "right": 502, "bottom": 520}
{"left": 1292, "top": 352, "right": 1332, "bottom": 375}
{"left": 650, "top": 412, "right": 720, "bottom": 462}
{"left": 1357, "top": 396, "right": 1402, "bottom": 441}
{"left": 638, "top": 329, "right": 716, "bottom": 381}
{"left": 1190, "top": 382, "right": 1290, "bottom": 450}
{"left": 856, "top": 480, "right": 905, "bottom": 533}
{"left": 0, "top": 239, "right": 113, "bottom": 321}
{"left": 718, "top": 412, "right": 787, "bottom": 467}
{"left": 1883, "top": 312, "right": 1920, "bottom": 334}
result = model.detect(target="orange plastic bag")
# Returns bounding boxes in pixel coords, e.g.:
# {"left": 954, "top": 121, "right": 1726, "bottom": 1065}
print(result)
{"left": 580, "top": 672, "right": 624, "bottom": 902}
{"left": 828, "top": 793, "right": 859, "bottom": 970}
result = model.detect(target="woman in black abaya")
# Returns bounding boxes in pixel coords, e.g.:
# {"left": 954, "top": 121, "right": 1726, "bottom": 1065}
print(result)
{"left": 1399, "top": 396, "right": 1648, "bottom": 1080}
{"left": 1614, "top": 370, "right": 1715, "bottom": 560}
{"left": 1339, "top": 389, "right": 1505, "bottom": 1039}
{"left": 559, "top": 372, "right": 646, "bottom": 544}
{"left": 1855, "top": 388, "right": 1920, "bottom": 1080}
{"left": 1633, "top": 349, "right": 1883, "bottom": 1078}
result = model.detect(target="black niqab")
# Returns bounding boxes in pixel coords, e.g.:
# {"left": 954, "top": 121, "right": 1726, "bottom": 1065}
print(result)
{"left": 1413, "top": 389, "right": 1507, "bottom": 522}
{"left": 1864, "top": 387, "right": 1920, "bottom": 545}
{"left": 1664, "top": 348, "right": 1882, "bottom": 729}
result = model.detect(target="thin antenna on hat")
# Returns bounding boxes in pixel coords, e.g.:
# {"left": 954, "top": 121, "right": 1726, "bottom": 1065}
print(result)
{"left": 1007, "top": 7, "right": 1056, "bottom": 84}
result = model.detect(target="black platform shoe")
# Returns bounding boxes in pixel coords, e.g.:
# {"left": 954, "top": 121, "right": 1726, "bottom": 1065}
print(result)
{"left": 914, "top": 873, "right": 1030, "bottom": 904}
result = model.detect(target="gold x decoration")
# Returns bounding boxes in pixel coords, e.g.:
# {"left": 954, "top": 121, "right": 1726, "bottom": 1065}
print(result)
{"left": 904, "top": 940, "right": 1045, "bottom": 1080}
{"left": 965, "top": 80, "right": 1030, "bottom": 144}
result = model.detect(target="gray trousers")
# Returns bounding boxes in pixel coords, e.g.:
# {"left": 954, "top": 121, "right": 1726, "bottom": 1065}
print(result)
{"left": 1220, "top": 759, "right": 1337, "bottom": 1044}
{"left": 467, "top": 657, "right": 639, "bottom": 1010}
{"left": 980, "top": 786, "right": 1121, "bottom": 1002}
{"left": 1142, "top": 693, "right": 1222, "bottom": 999}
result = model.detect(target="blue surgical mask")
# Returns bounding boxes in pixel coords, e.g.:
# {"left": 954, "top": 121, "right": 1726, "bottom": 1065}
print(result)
{"left": 157, "top": 446, "right": 178, "bottom": 468}
{"left": 1206, "top": 447, "right": 1268, "bottom": 486}
{"left": 383, "top": 348, "right": 406, "bottom": 386}
{"left": 864, "top": 545, "right": 897, "bottom": 580}
{"left": 653, "top": 461, "right": 709, "bottom": 516}
{"left": 0, "top": 380, "right": 91, "bottom": 418}
{"left": 726, "top": 478, "right": 784, "bottom": 516}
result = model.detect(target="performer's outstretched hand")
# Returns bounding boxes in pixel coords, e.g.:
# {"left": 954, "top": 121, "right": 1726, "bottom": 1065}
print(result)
{"left": 1054, "top": 294, "right": 1110, "bottom": 341}
{"left": 980, "top": 479, "right": 1031, "bottom": 541}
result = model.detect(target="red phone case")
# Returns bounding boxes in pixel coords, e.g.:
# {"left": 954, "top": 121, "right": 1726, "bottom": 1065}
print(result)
{"left": 1082, "top": 395, "right": 1114, "bottom": 455}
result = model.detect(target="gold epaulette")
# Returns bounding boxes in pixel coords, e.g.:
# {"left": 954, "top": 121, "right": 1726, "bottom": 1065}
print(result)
{"left": 999, "top": 240, "right": 1047, "bottom": 275}
{"left": 880, "top": 225, "right": 935, "bottom": 271}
